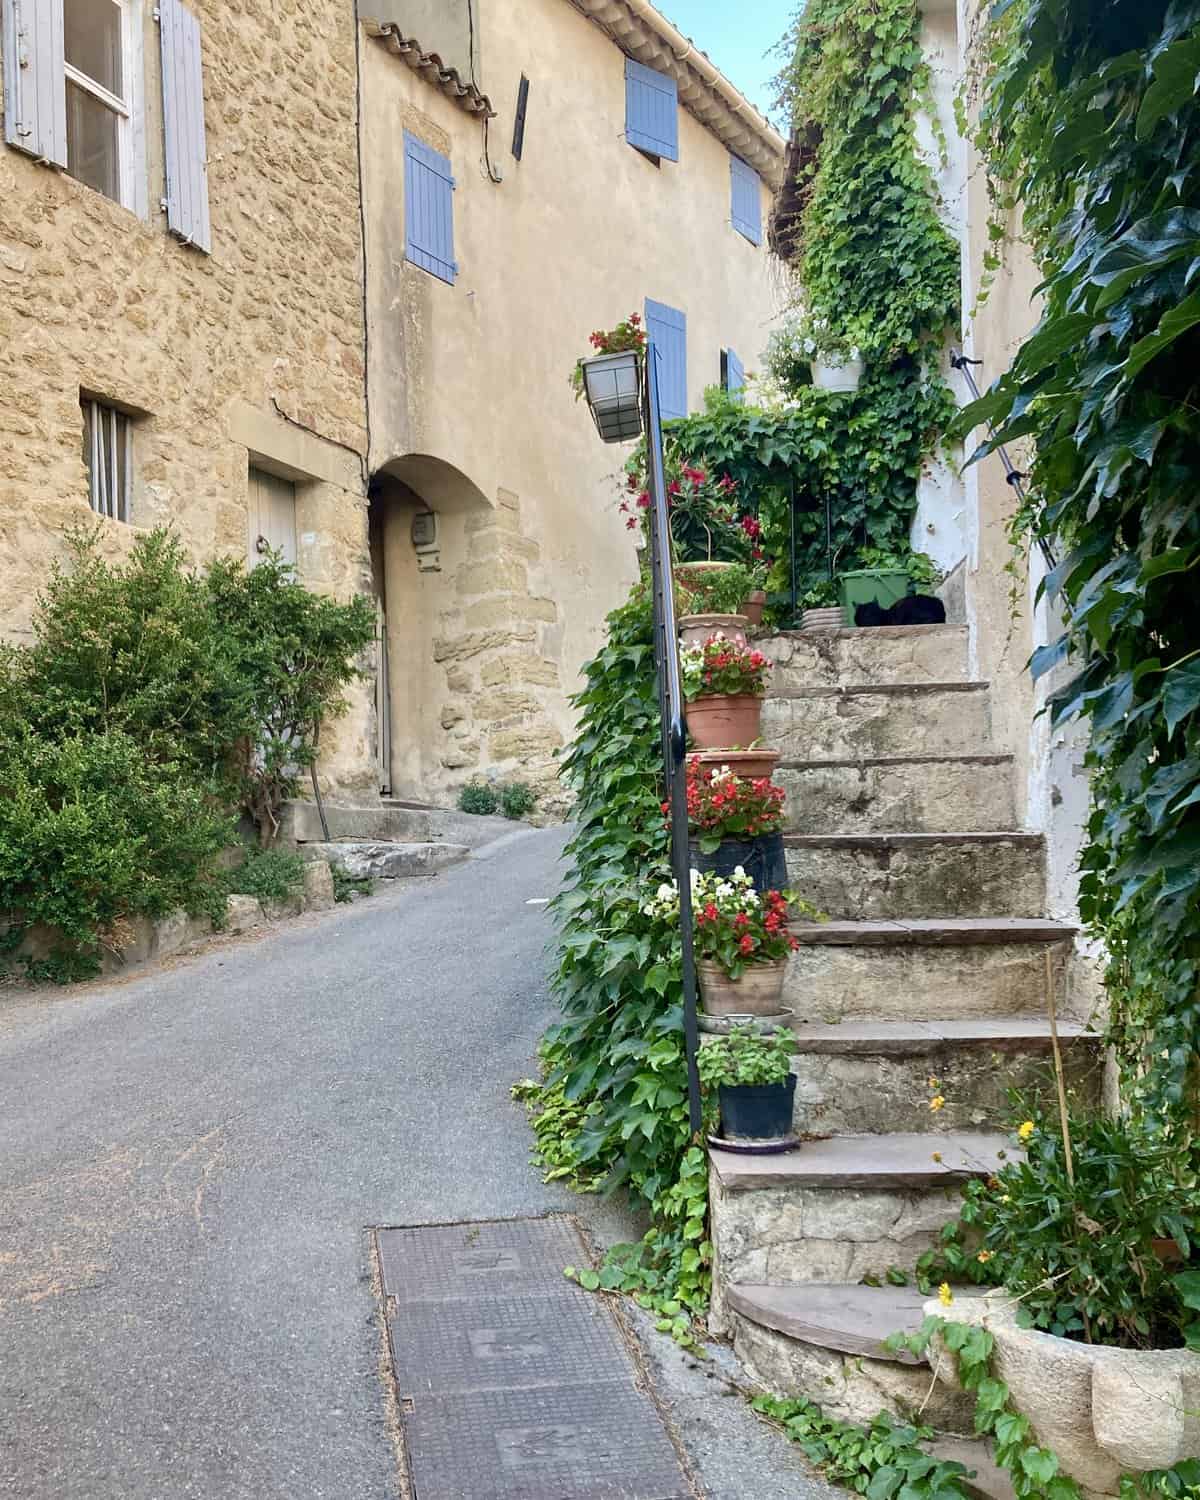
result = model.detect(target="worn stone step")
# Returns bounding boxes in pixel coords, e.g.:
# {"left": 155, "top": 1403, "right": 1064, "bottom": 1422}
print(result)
{"left": 281, "top": 801, "right": 512, "bottom": 849}
{"left": 777, "top": 754, "right": 1017, "bottom": 835}
{"left": 785, "top": 832, "right": 1046, "bottom": 919}
{"left": 726, "top": 1283, "right": 979, "bottom": 1434}
{"left": 760, "top": 625, "right": 971, "bottom": 690}
{"left": 709, "top": 1132, "right": 1007, "bottom": 1320}
{"left": 300, "top": 841, "right": 469, "bottom": 879}
{"left": 762, "top": 682, "right": 992, "bottom": 760}
{"left": 789, "top": 1016, "right": 1100, "bottom": 1134}
{"left": 785, "top": 919, "right": 1073, "bottom": 1022}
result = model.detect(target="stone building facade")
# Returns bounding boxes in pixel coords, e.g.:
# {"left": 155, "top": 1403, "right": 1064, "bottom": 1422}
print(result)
{"left": 0, "top": 0, "right": 374, "bottom": 794}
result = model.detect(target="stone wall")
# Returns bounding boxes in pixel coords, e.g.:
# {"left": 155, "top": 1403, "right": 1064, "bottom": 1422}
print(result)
{"left": 0, "top": 0, "right": 372, "bottom": 795}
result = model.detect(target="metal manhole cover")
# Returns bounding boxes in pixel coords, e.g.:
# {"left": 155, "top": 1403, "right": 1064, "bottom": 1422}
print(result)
{"left": 377, "top": 1216, "right": 692, "bottom": 1500}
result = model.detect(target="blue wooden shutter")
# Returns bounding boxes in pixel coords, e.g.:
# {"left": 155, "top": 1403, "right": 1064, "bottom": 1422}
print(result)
{"left": 404, "top": 130, "right": 457, "bottom": 284}
{"left": 645, "top": 299, "right": 687, "bottom": 420}
{"left": 159, "top": 0, "right": 211, "bottom": 252}
{"left": 2, "top": 0, "right": 67, "bottom": 166}
{"left": 724, "top": 348, "right": 745, "bottom": 400}
{"left": 730, "top": 155, "right": 762, "bottom": 245}
{"left": 625, "top": 57, "right": 678, "bottom": 162}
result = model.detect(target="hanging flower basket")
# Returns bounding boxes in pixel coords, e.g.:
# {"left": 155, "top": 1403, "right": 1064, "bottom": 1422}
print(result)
{"left": 811, "top": 354, "right": 863, "bottom": 393}
{"left": 580, "top": 351, "right": 643, "bottom": 444}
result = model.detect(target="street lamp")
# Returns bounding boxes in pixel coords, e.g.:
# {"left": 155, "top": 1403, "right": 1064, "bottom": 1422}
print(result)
{"left": 579, "top": 342, "right": 704, "bottom": 1138}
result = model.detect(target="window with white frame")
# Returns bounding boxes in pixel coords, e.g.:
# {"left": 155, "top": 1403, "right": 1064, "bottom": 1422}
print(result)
{"left": 63, "top": 0, "right": 134, "bottom": 205}
{"left": 81, "top": 397, "right": 132, "bottom": 522}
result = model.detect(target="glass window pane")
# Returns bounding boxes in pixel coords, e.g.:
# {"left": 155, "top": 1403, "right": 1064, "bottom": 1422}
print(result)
{"left": 66, "top": 82, "right": 120, "bottom": 201}
{"left": 64, "top": 0, "right": 123, "bottom": 97}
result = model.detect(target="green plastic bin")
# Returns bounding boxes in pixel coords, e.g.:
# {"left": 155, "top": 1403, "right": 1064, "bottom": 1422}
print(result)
{"left": 838, "top": 568, "right": 910, "bottom": 627}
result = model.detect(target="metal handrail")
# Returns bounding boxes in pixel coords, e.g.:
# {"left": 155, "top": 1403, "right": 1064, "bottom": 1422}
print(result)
{"left": 643, "top": 341, "right": 704, "bottom": 1137}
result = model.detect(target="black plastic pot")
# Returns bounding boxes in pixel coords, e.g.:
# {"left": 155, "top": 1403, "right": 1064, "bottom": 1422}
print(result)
{"left": 691, "top": 832, "right": 787, "bottom": 895}
{"left": 719, "top": 1074, "right": 796, "bottom": 1140}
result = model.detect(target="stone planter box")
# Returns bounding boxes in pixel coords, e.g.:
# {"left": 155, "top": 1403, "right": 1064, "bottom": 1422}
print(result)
{"left": 927, "top": 1290, "right": 1200, "bottom": 1496}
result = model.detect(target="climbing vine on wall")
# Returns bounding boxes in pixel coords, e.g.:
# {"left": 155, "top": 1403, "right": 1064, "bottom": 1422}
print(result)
{"left": 958, "top": 0, "right": 1200, "bottom": 1126}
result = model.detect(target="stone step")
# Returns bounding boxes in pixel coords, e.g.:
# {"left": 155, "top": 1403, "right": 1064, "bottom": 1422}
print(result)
{"left": 299, "top": 841, "right": 470, "bottom": 879}
{"left": 760, "top": 624, "right": 971, "bottom": 690}
{"left": 777, "top": 754, "right": 1017, "bottom": 835}
{"left": 762, "top": 682, "right": 992, "bottom": 760}
{"left": 726, "top": 1283, "right": 979, "bottom": 1434}
{"left": 281, "top": 801, "right": 513, "bottom": 849}
{"left": 785, "top": 832, "right": 1046, "bottom": 919}
{"left": 785, "top": 919, "right": 1074, "bottom": 1022}
{"left": 788, "top": 1016, "right": 1100, "bottom": 1134}
{"left": 709, "top": 1132, "right": 1006, "bottom": 1305}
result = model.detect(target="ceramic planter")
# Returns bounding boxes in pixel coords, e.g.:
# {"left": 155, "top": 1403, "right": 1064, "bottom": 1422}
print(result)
{"left": 691, "top": 832, "right": 787, "bottom": 896}
{"left": 838, "top": 567, "right": 909, "bottom": 627}
{"left": 678, "top": 613, "right": 749, "bottom": 649}
{"left": 698, "top": 958, "right": 789, "bottom": 1017}
{"left": 686, "top": 748, "right": 780, "bottom": 780}
{"left": 580, "top": 351, "right": 642, "bottom": 443}
{"left": 811, "top": 355, "right": 863, "bottom": 393}
{"left": 687, "top": 693, "right": 762, "bottom": 749}
{"left": 741, "top": 590, "right": 767, "bottom": 628}
{"left": 719, "top": 1075, "right": 797, "bottom": 1140}
{"left": 927, "top": 1290, "right": 1200, "bottom": 1496}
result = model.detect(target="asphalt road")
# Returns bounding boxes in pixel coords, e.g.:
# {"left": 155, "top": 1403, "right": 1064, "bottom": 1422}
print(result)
{"left": 0, "top": 827, "right": 830, "bottom": 1500}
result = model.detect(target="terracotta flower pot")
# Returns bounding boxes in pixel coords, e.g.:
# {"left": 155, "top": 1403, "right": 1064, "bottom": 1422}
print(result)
{"left": 741, "top": 590, "right": 767, "bottom": 628}
{"left": 678, "top": 613, "right": 749, "bottom": 649}
{"left": 686, "top": 748, "right": 781, "bottom": 780}
{"left": 698, "top": 958, "right": 789, "bottom": 1017}
{"left": 686, "top": 694, "right": 763, "bottom": 749}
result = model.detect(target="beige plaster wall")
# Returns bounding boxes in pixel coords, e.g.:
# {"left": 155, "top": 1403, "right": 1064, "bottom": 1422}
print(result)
{"left": 0, "top": 0, "right": 373, "bottom": 795}
{"left": 360, "top": 0, "right": 784, "bottom": 802}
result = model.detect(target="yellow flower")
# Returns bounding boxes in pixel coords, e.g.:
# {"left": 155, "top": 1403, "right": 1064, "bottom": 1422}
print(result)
{"left": 929, "top": 1095, "right": 946, "bottom": 1112}
{"left": 977, "top": 1250, "right": 992, "bottom": 1264}
{"left": 938, "top": 1282, "right": 954, "bottom": 1307}
{"left": 928, "top": 1077, "right": 941, "bottom": 1089}
{"left": 1017, "top": 1120, "right": 1035, "bottom": 1143}
{"left": 931, "top": 1151, "right": 943, "bottom": 1163}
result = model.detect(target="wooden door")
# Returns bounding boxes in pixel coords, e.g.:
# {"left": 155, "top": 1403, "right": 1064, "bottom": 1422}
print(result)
{"left": 248, "top": 466, "right": 297, "bottom": 567}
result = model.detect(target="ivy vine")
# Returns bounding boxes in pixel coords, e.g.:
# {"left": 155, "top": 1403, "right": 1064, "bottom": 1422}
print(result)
{"left": 957, "top": 0, "right": 1200, "bottom": 1126}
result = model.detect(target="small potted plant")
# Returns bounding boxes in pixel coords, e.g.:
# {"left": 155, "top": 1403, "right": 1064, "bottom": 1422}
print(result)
{"left": 800, "top": 315, "right": 863, "bottom": 394}
{"left": 573, "top": 314, "right": 647, "bottom": 444}
{"left": 698, "top": 1024, "right": 798, "bottom": 1142}
{"left": 675, "top": 560, "right": 754, "bottom": 647}
{"left": 686, "top": 761, "right": 787, "bottom": 893}
{"left": 692, "top": 866, "right": 816, "bottom": 1019}
{"left": 681, "top": 636, "right": 771, "bottom": 749}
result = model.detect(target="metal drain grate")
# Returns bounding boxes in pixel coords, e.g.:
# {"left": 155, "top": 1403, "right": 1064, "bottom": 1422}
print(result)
{"left": 378, "top": 1216, "right": 691, "bottom": 1500}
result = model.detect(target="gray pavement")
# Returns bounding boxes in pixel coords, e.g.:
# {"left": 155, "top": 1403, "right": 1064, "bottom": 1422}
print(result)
{"left": 0, "top": 826, "right": 831, "bottom": 1499}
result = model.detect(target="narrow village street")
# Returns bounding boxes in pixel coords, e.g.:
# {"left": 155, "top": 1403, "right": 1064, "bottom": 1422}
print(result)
{"left": 0, "top": 833, "right": 827, "bottom": 1500}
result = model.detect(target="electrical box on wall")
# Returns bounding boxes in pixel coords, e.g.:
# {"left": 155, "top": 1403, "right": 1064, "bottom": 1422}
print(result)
{"left": 411, "top": 510, "right": 441, "bottom": 572}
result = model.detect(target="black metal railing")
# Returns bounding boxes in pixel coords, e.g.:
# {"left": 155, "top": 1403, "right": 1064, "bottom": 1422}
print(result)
{"left": 643, "top": 342, "right": 703, "bottom": 1136}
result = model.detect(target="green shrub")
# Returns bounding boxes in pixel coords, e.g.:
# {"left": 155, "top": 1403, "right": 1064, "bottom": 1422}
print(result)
{"left": 458, "top": 780, "right": 499, "bottom": 816}
{"left": 331, "top": 865, "right": 373, "bottom": 904}
{"left": 0, "top": 729, "right": 231, "bottom": 980}
{"left": 499, "top": 781, "right": 536, "bottom": 820}
{"left": 224, "top": 847, "right": 305, "bottom": 907}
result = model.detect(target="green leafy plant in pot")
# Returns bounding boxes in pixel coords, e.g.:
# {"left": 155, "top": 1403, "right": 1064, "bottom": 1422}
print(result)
{"left": 698, "top": 1024, "right": 798, "bottom": 1141}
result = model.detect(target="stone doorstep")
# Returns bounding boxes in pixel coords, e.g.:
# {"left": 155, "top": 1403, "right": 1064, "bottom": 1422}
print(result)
{"left": 728, "top": 1282, "right": 931, "bottom": 1364}
{"left": 709, "top": 1130, "right": 1012, "bottom": 1192}
{"left": 762, "top": 685, "right": 994, "bottom": 761}
{"left": 767, "top": 625, "right": 969, "bottom": 642}
{"left": 777, "top": 753, "right": 1018, "bottom": 836}
{"left": 767, "top": 680, "right": 989, "bottom": 700}
{"left": 784, "top": 832, "right": 1044, "bottom": 851}
{"left": 789, "top": 1015, "right": 1093, "bottom": 1056}
{"left": 790, "top": 917, "right": 1076, "bottom": 947}
{"left": 299, "top": 841, "right": 470, "bottom": 880}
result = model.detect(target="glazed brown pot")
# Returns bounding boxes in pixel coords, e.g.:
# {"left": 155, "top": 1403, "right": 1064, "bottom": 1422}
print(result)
{"left": 741, "top": 590, "right": 767, "bottom": 628}
{"left": 687, "top": 748, "right": 781, "bottom": 780}
{"left": 678, "top": 613, "right": 749, "bottom": 649}
{"left": 686, "top": 694, "right": 763, "bottom": 750}
{"left": 698, "top": 958, "right": 789, "bottom": 1017}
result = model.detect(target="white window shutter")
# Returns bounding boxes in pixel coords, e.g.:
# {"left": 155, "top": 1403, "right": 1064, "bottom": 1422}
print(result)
{"left": 2, "top": 0, "right": 67, "bottom": 167}
{"left": 158, "top": 0, "right": 210, "bottom": 252}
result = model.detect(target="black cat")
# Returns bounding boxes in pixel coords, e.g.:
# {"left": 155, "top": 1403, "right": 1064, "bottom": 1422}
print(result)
{"left": 854, "top": 594, "right": 947, "bottom": 627}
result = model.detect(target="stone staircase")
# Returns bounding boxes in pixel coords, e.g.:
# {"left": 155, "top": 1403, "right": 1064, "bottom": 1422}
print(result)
{"left": 707, "top": 623, "right": 1100, "bottom": 1436}
{"left": 279, "top": 798, "right": 509, "bottom": 878}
